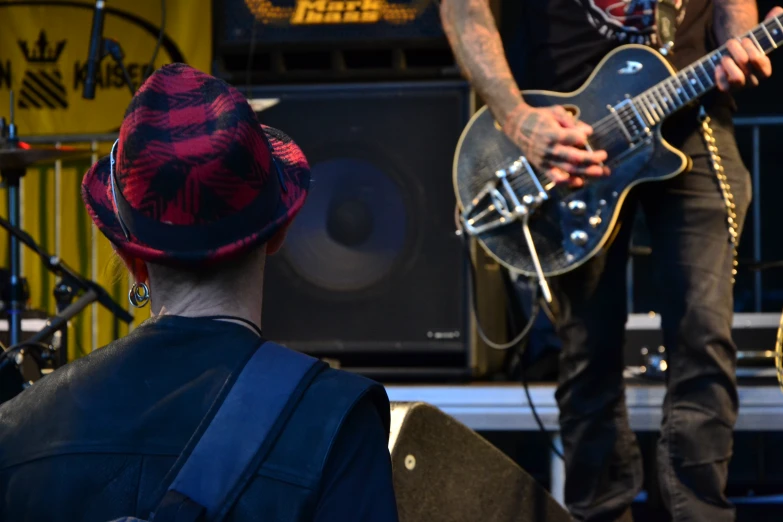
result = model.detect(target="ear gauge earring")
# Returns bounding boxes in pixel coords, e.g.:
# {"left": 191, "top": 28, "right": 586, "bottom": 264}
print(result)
{"left": 128, "top": 282, "right": 150, "bottom": 308}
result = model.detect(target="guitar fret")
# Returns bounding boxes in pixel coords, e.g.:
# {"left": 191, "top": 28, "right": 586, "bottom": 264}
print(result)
{"left": 690, "top": 68, "right": 703, "bottom": 94}
{"left": 691, "top": 66, "right": 707, "bottom": 92}
{"left": 644, "top": 94, "right": 660, "bottom": 122}
{"left": 663, "top": 81, "right": 682, "bottom": 110}
{"left": 674, "top": 78, "right": 686, "bottom": 104}
{"left": 696, "top": 61, "right": 714, "bottom": 89}
{"left": 761, "top": 24, "right": 777, "bottom": 48}
{"left": 749, "top": 31, "right": 764, "bottom": 54}
{"left": 635, "top": 97, "right": 655, "bottom": 126}
{"left": 681, "top": 70, "right": 700, "bottom": 97}
{"left": 753, "top": 26, "right": 773, "bottom": 51}
{"left": 687, "top": 73, "right": 699, "bottom": 97}
{"left": 774, "top": 16, "right": 783, "bottom": 38}
{"left": 672, "top": 74, "right": 690, "bottom": 102}
{"left": 704, "top": 53, "right": 720, "bottom": 75}
{"left": 656, "top": 85, "right": 672, "bottom": 112}
{"left": 648, "top": 91, "right": 664, "bottom": 118}
{"left": 766, "top": 17, "right": 783, "bottom": 49}
{"left": 665, "top": 79, "right": 683, "bottom": 105}
{"left": 643, "top": 92, "right": 657, "bottom": 121}
{"left": 618, "top": 16, "right": 783, "bottom": 130}
{"left": 639, "top": 92, "right": 658, "bottom": 121}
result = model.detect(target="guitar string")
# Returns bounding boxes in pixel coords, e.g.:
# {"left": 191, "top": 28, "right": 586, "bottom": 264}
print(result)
{"left": 588, "top": 20, "right": 777, "bottom": 140}
{"left": 594, "top": 24, "right": 760, "bottom": 137}
{"left": 503, "top": 19, "right": 780, "bottom": 187}
{"left": 488, "top": 22, "right": 779, "bottom": 221}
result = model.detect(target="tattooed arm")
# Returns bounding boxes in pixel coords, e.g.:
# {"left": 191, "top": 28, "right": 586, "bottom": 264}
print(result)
{"left": 440, "top": 0, "right": 607, "bottom": 185}
{"left": 712, "top": 1, "right": 782, "bottom": 91}
{"left": 713, "top": 0, "right": 759, "bottom": 42}
{"left": 439, "top": 0, "right": 520, "bottom": 127}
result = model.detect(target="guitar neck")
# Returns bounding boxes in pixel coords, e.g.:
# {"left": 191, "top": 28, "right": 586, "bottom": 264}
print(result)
{"left": 635, "top": 14, "right": 783, "bottom": 120}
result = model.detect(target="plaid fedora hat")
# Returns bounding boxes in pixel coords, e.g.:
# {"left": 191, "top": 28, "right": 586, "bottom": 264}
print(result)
{"left": 81, "top": 63, "right": 309, "bottom": 265}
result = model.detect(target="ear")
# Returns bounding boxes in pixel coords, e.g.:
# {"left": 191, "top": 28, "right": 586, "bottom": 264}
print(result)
{"left": 115, "top": 247, "right": 149, "bottom": 284}
{"left": 266, "top": 222, "right": 291, "bottom": 255}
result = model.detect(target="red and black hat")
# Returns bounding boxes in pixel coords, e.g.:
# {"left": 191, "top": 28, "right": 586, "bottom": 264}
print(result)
{"left": 81, "top": 63, "right": 309, "bottom": 265}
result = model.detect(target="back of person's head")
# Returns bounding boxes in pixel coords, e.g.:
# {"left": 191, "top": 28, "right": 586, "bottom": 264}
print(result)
{"left": 81, "top": 63, "right": 310, "bottom": 315}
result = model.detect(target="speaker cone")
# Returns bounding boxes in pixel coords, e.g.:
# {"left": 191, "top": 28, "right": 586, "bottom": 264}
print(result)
{"left": 282, "top": 157, "right": 408, "bottom": 292}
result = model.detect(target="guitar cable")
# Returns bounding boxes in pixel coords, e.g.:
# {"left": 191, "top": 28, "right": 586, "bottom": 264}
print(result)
{"left": 455, "top": 206, "right": 539, "bottom": 351}
{"left": 457, "top": 211, "right": 565, "bottom": 460}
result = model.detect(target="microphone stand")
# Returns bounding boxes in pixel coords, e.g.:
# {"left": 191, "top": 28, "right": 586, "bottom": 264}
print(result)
{"left": 102, "top": 39, "right": 136, "bottom": 97}
{"left": 1, "top": 92, "right": 28, "bottom": 348}
{"left": 0, "top": 214, "right": 133, "bottom": 367}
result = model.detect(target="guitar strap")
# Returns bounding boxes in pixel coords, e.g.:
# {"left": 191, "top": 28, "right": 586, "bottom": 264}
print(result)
{"left": 655, "top": 0, "right": 686, "bottom": 55}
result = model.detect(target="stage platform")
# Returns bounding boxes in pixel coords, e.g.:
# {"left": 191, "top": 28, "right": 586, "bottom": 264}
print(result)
{"left": 385, "top": 383, "right": 783, "bottom": 432}
{"left": 385, "top": 383, "right": 783, "bottom": 504}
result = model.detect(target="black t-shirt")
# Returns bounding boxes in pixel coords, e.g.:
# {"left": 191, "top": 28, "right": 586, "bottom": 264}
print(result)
{"left": 505, "top": 0, "right": 722, "bottom": 94}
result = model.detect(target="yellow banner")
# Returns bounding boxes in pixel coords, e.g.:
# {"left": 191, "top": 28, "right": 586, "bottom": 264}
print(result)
{"left": 0, "top": 0, "right": 212, "bottom": 136}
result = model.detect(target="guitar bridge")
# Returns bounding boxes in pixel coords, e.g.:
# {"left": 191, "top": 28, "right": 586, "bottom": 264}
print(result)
{"left": 461, "top": 157, "right": 548, "bottom": 235}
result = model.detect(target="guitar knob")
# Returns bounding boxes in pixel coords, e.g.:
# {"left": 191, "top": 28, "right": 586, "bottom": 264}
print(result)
{"left": 567, "top": 200, "right": 586, "bottom": 215}
{"left": 570, "top": 230, "right": 588, "bottom": 246}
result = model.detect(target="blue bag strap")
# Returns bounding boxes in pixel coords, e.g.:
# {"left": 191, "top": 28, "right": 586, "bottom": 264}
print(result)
{"left": 153, "top": 342, "right": 325, "bottom": 522}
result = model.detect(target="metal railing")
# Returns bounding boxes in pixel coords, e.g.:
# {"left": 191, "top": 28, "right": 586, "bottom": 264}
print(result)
{"left": 733, "top": 116, "right": 783, "bottom": 313}
{"left": 21, "top": 134, "right": 119, "bottom": 145}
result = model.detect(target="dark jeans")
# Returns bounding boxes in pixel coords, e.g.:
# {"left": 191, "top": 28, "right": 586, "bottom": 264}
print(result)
{"left": 551, "top": 105, "right": 750, "bottom": 522}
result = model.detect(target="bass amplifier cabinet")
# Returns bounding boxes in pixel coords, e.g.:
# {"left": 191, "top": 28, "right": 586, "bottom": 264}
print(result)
{"left": 213, "top": 0, "right": 456, "bottom": 83}
{"left": 389, "top": 402, "right": 572, "bottom": 522}
{"left": 254, "top": 82, "right": 473, "bottom": 381}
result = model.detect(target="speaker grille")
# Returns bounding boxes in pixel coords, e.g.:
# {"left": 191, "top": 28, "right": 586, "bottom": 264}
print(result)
{"left": 254, "top": 82, "right": 471, "bottom": 377}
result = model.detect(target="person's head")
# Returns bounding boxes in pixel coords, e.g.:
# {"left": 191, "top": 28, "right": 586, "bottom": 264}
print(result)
{"left": 81, "top": 64, "right": 310, "bottom": 319}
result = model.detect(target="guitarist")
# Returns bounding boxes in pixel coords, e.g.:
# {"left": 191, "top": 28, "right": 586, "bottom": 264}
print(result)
{"left": 441, "top": 1, "right": 782, "bottom": 521}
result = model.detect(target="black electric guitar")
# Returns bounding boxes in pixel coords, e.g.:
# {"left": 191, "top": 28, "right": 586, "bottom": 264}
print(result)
{"left": 454, "top": 15, "right": 783, "bottom": 286}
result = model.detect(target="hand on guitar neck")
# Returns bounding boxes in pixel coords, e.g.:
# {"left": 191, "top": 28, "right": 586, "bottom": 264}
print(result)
{"left": 500, "top": 6, "right": 783, "bottom": 190}
{"left": 715, "top": 7, "right": 783, "bottom": 92}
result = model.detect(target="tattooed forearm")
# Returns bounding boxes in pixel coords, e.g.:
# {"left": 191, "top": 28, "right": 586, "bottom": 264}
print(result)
{"left": 713, "top": 0, "right": 759, "bottom": 43}
{"left": 440, "top": 0, "right": 524, "bottom": 123}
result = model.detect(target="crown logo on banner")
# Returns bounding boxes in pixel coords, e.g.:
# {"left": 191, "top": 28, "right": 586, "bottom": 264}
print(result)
{"left": 18, "top": 31, "right": 66, "bottom": 64}
{"left": 16, "top": 30, "right": 69, "bottom": 110}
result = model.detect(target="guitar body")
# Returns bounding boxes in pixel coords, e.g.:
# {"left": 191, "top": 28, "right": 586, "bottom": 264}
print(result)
{"left": 454, "top": 44, "right": 690, "bottom": 276}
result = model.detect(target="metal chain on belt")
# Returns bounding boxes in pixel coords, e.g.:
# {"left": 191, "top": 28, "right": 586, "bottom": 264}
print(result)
{"left": 695, "top": 108, "right": 783, "bottom": 391}
{"left": 697, "top": 106, "right": 738, "bottom": 285}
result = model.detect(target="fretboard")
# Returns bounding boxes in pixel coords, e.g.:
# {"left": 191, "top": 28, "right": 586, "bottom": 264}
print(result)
{"left": 632, "top": 14, "right": 783, "bottom": 123}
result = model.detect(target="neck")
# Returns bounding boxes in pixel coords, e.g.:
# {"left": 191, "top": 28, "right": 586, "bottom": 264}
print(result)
{"left": 147, "top": 251, "right": 266, "bottom": 334}
{"left": 152, "top": 292, "right": 263, "bottom": 333}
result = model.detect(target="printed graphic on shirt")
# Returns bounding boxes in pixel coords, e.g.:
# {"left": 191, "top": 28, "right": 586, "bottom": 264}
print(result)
{"left": 576, "top": 0, "right": 687, "bottom": 44}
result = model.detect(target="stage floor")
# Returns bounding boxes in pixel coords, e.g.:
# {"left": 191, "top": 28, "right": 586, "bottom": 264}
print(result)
{"left": 385, "top": 383, "right": 783, "bottom": 432}
{"left": 385, "top": 383, "right": 783, "bottom": 505}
